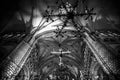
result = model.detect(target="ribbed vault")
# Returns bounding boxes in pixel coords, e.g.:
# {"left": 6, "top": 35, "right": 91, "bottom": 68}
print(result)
{"left": 0, "top": 0, "right": 120, "bottom": 80}
{"left": 34, "top": 29, "right": 85, "bottom": 75}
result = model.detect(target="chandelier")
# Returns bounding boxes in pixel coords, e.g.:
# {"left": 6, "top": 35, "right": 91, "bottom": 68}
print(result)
{"left": 43, "top": 0, "right": 96, "bottom": 32}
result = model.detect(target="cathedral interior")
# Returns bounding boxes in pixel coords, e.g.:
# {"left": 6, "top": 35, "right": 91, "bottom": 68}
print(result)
{"left": 0, "top": 0, "right": 120, "bottom": 80}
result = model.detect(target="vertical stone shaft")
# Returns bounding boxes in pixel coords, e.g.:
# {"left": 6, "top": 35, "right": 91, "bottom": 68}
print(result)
{"left": 83, "top": 46, "right": 91, "bottom": 80}
{"left": 0, "top": 34, "right": 35, "bottom": 79}
{"left": 84, "top": 32, "right": 120, "bottom": 76}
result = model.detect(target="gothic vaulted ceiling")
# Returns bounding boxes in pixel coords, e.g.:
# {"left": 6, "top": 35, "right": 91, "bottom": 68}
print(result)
{"left": 0, "top": 0, "right": 120, "bottom": 79}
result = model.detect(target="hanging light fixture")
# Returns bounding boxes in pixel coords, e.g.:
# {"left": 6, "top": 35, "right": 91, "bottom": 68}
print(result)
{"left": 42, "top": 0, "right": 96, "bottom": 38}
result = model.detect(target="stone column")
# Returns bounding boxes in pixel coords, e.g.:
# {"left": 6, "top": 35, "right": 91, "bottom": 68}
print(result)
{"left": 83, "top": 32, "right": 120, "bottom": 79}
{"left": 83, "top": 46, "right": 91, "bottom": 80}
{"left": 0, "top": 34, "right": 35, "bottom": 80}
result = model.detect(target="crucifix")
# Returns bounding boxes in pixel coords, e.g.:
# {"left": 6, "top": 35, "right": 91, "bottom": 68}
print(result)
{"left": 51, "top": 49, "right": 71, "bottom": 66}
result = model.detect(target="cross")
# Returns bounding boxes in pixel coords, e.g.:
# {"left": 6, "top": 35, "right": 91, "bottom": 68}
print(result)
{"left": 51, "top": 49, "right": 71, "bottom": 65}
